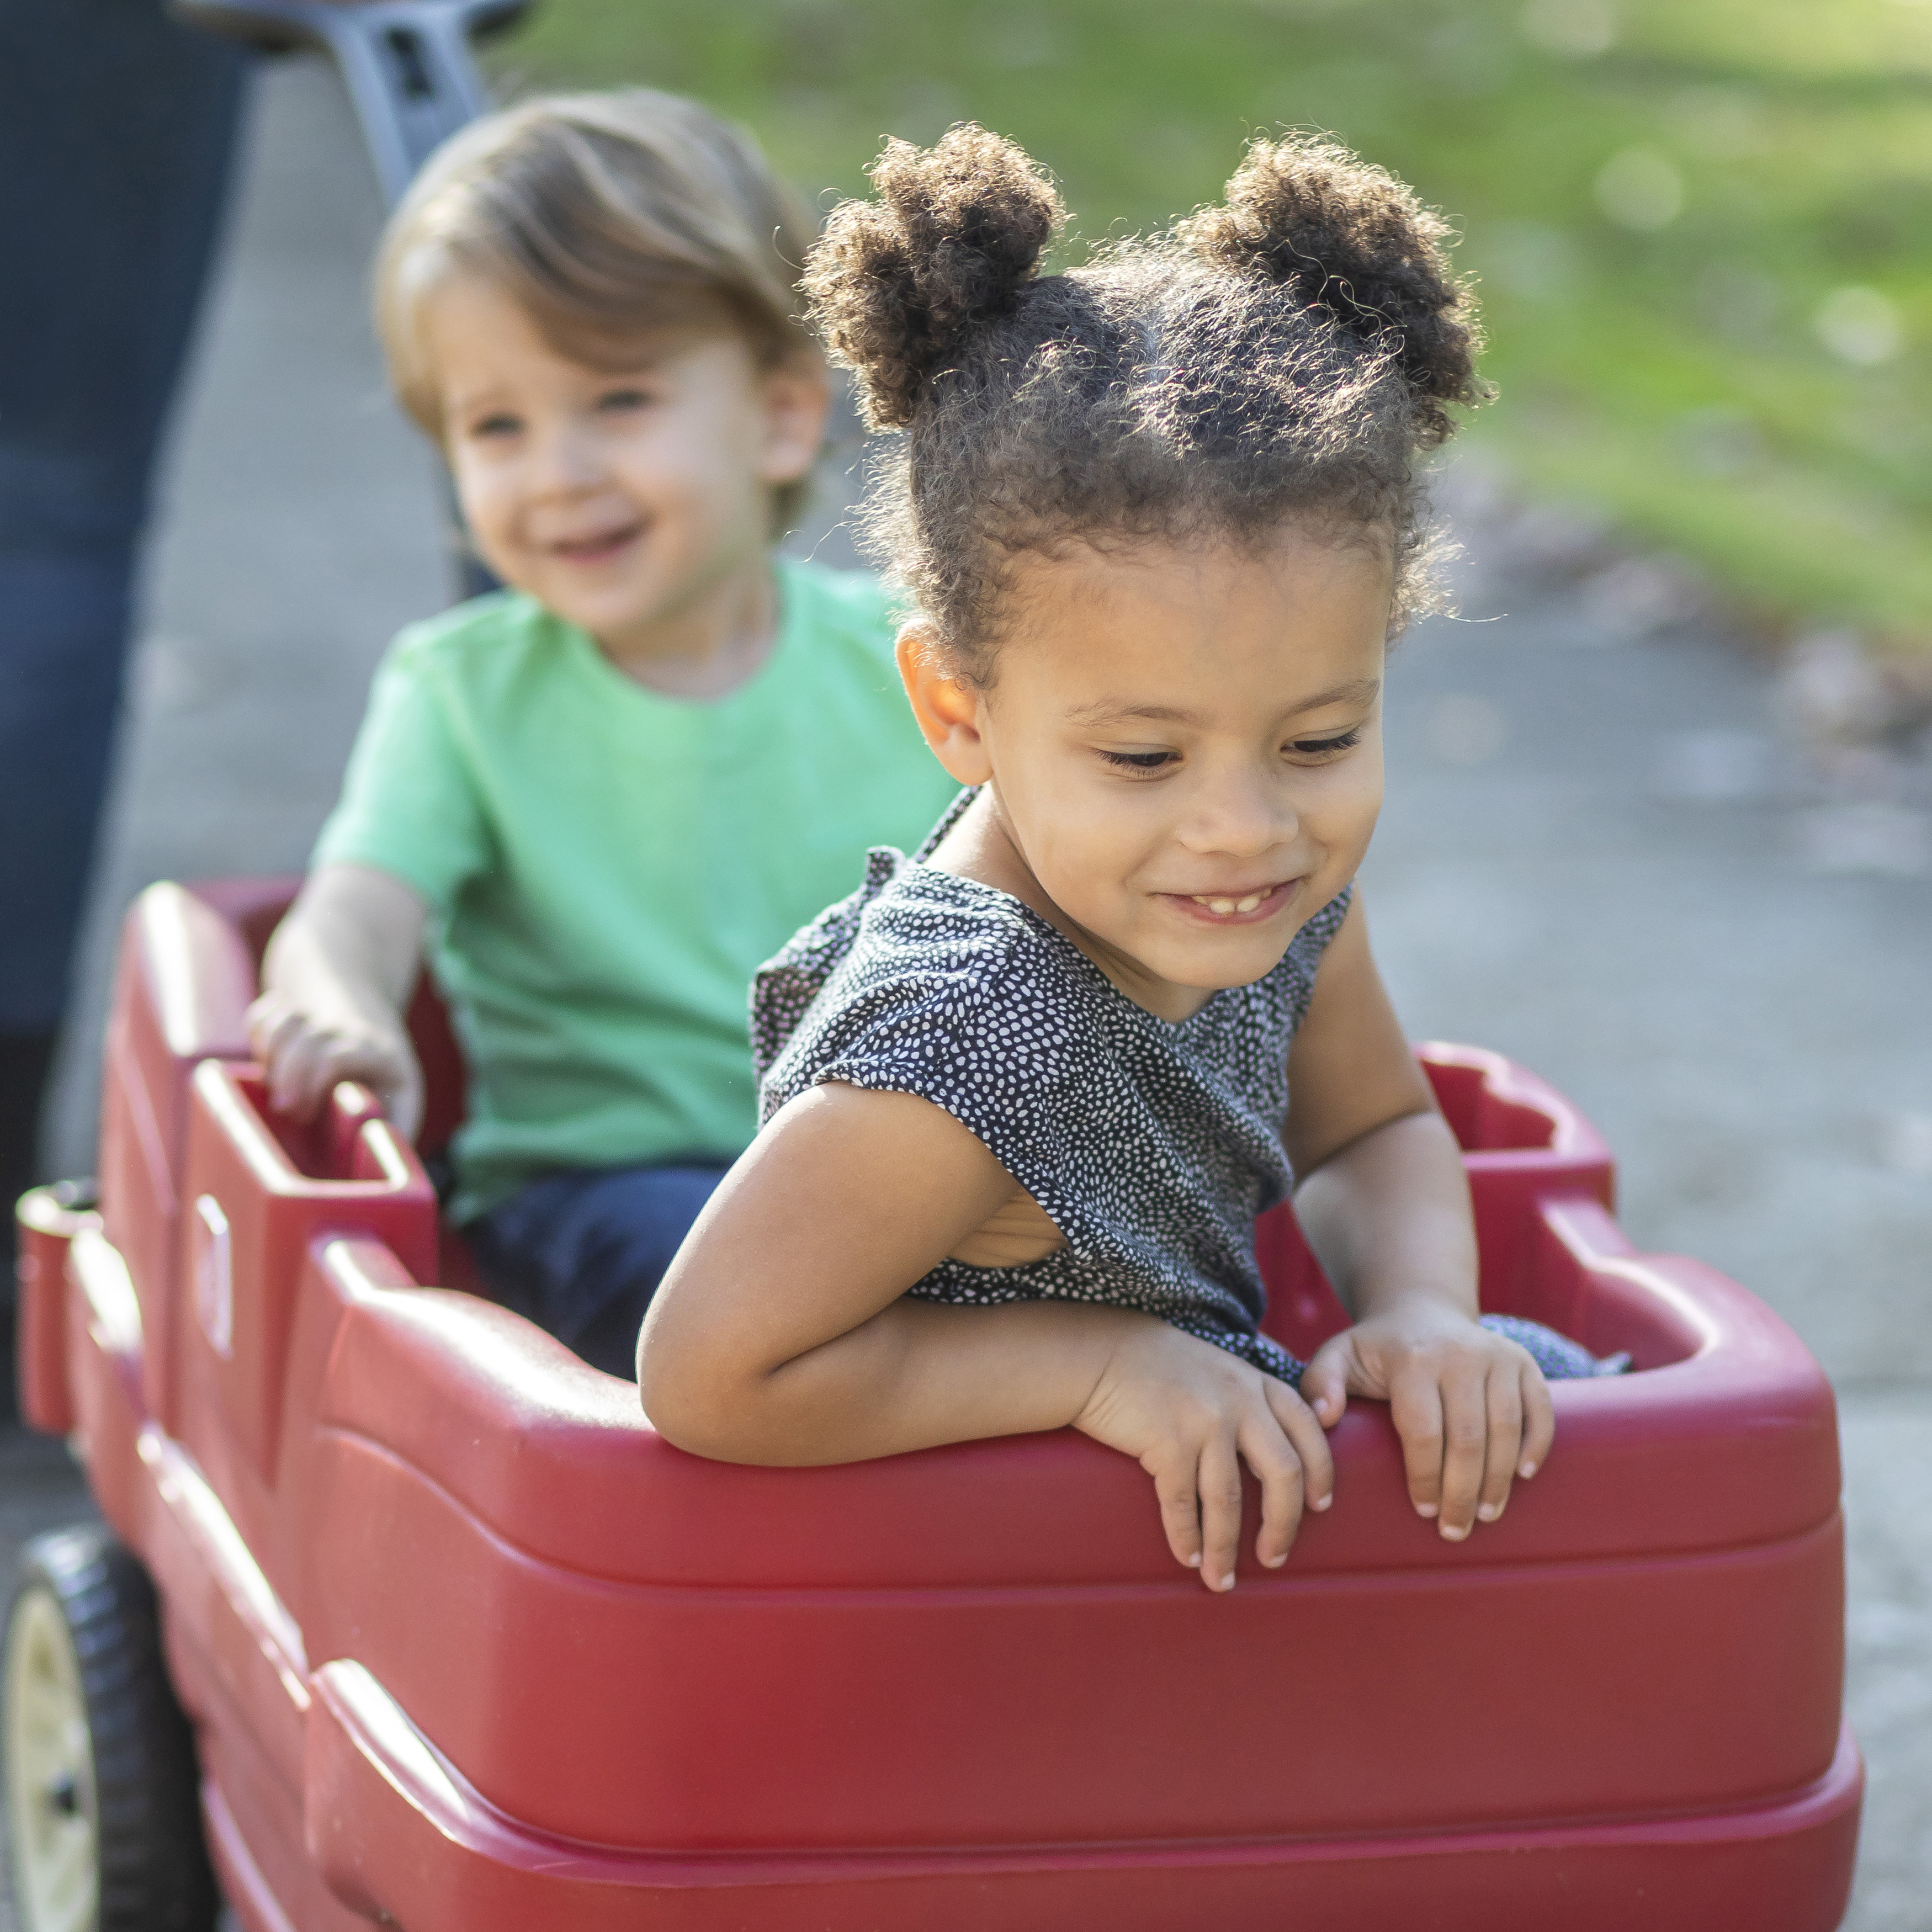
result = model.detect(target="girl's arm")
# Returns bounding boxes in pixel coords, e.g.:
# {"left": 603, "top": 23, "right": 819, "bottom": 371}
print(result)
{"left": 247, "top": 862, "right": 428, "bottom": 1137}
{"left": 639, "top": 1081, "right": 1334, "bottom": 1592}
{"left": 1283, "top": 898, "right": 1555, "bottom": 1540}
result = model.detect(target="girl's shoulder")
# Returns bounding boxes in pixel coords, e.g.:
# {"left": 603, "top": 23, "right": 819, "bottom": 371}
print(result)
{"left": 752, "top": 853, "right": 1092, "bottom": 1102}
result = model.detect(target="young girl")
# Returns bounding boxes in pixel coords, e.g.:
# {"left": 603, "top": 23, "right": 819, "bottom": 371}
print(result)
{"left": 636, "top": 125, "right": 1616, "bottom": 1589}
{"left": 247, "top": 92, "right": 960, "bottom": 1373}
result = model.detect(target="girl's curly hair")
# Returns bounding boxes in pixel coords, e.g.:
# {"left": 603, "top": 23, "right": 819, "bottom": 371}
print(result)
{"left": 803, "top": 123, "right": 1487, "bottom": 678}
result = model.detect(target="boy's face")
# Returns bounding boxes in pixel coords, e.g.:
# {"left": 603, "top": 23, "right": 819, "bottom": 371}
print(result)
{"left": 900, "top": 533, "right": 1389, "bottom": 1023}
{"left": 424, "top": 277, "right": 827, "bottom": 655}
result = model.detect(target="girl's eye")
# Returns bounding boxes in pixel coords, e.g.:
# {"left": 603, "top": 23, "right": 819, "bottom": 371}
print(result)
{"left": 469, "top": 412, "right": 521, "bottom": 440}
{"left": 1286, "top": 727, "right": 1363, "bottom": 758}
{"left": 1098, "top": 749, "right": 1178, "bottom": 772}
{"left": 597, "top": 387, "right": 651, "bottom": 413}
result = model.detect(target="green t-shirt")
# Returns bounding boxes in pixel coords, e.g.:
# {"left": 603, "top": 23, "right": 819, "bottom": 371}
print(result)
{"left": 313, "top": 559, "right": 960, "bottom": 1220}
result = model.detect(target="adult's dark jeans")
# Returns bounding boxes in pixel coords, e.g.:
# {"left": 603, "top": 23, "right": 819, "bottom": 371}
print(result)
{"left": 1, "top": 0, "right": 246, "bottom": 1411}
{"left": 466, "top": 1163, "right": 733, "bottom": 1381}
{"left": 0, "top": 2, "right": 246, "bottom": 1138}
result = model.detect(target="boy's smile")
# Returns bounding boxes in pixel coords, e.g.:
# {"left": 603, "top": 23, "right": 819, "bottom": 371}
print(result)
{"left": 902, "top": 532, "right": 1389, "bottom": 1023}
{"left": 424, "top": 276, "right": 827, "bottom": 697}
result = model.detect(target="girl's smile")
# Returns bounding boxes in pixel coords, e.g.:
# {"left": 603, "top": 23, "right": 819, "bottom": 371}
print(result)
{"left": 1166, "top": 877, "right": 1304, "bottom": 925}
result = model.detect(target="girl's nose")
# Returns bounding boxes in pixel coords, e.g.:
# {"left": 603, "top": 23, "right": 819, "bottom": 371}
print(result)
{"left": 1179, "top": 771, "right": 1296, "bottom": 857}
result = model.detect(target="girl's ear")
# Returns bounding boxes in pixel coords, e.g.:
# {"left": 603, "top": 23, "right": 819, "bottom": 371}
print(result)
{"left": 896, "top": 622, "right": 993, "bottom": 784}
{"left": 756, "top": 353, "right": 834, "bottom": 485}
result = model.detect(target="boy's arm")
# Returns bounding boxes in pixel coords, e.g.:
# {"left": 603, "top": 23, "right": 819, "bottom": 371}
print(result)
{"left": 248, "top": 862, "right": 428, "bottom": 1137}
{"left": 1282, "top": 897, "right": 1555, "bottom": 1537}
{"left": 638, "top": 1081, "right": 1334, "bottom": 1591}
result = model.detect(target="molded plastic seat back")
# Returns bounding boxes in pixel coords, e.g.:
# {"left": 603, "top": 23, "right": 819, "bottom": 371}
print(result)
{"left": 98, "top": 884, "right": 255, "bottom": 1431}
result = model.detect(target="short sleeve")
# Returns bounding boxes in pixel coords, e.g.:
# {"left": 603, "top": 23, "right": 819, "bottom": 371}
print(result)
{"left": 762, "top": 901, "right": 1091, "bottom": 1221}
{"left": 311, "top": 635, "right": 493, "bottom": 915}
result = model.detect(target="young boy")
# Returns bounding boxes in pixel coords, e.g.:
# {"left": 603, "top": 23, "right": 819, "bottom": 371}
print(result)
{"left": 248, "top": 91, "right": 958, "bottom": 1374}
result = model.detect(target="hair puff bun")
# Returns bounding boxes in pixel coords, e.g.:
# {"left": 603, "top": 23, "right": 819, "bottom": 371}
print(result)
{"left": 804, "top": 123, "right": 1064, "bottom": 430}
{"left": 1177, "top": 134, "right": 1482, "bottom": 437}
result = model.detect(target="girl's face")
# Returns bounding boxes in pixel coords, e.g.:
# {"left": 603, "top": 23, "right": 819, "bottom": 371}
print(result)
{"left": 424, "top": 276, "right": 827, "bottom": 652}
{"left": 903, "top": 533, "right": 1389, "bottom": 1022}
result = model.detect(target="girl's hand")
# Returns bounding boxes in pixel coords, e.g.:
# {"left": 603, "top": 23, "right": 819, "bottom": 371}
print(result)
{"left": 1299, "top": 1303, "right": 1553, "bottom": 1542}
{"left": 246, "top": 991, "right": 423, "bottom": 1140}
{"left": 1073, "top": 1317, "right": 1334, "bottom": 1593}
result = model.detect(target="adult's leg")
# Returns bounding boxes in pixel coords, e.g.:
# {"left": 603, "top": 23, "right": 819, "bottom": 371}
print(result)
{"left": 468, "top": 1164, "right": 734, "bottom": 1379}
{"left": 0, "top": 0, "right": 247, "bottom": 1212}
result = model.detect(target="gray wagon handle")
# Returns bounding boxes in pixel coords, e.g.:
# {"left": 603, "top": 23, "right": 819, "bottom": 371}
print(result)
{"left": 169, "top": 0, "right": 531, "bottom": 207}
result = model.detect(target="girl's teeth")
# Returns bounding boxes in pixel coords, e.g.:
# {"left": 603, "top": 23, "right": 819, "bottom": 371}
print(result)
{"left": 1236, "top": 894, "right": 1262, "bottom": 913}
{"left": 1191, "top": 892, "right": 1268, "bottom": 917}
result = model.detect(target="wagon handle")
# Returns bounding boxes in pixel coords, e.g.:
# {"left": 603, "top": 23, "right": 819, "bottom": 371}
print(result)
{"left": 167, "top": 0, "right": 531, "bottom": 206}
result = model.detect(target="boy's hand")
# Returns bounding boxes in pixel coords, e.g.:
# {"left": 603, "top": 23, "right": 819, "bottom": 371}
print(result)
{"left": 1073, "top": 1317, "right": 1334, "bottom": 1594}
{"left": 246, "top": 991, "right": 423, "bottom": 1140}
{"left": 1299, "top": 1303, "right": 1553, "bottom": 1543}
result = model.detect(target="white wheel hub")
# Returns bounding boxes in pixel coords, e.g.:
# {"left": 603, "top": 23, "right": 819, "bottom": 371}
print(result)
{"left": 4, "top": 1584, "right": 99, "bottom": 1932}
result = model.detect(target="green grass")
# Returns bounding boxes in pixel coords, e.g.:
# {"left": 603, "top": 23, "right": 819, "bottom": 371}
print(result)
{"left": 489, "top": 0, "right": 1932, "bottom": 649}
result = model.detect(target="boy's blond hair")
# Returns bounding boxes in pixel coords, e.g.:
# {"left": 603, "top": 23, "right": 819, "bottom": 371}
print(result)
{"left": 376, "top": 89, "right": 821, "bottom": 517}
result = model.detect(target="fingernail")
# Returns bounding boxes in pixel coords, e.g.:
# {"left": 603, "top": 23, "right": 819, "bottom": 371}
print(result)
{"left": 1216, "top": 1573, "right": 1236, "bottom": 1593}
{"left": 1477, "top": 1502, "right": 1499, "bottom": 1521}
{"left": 1440, "top": 1522, "right": 1469, "bottom": 1542}
{"left": 1415, "top": 1501, "right": 1439, "bottom": 1519}
{"left": 1311, "top": 1492, "right": 1333, "bottom": 1511}
{"left": 1186, "top": 1552, "right": 1202, "bottom": 1568}
{"left": 1265, "top": 1552, "right": 1287, "bottom": 1568}
{"left": 1519, "top": 1461, "right": 1537, "bottom": 1478}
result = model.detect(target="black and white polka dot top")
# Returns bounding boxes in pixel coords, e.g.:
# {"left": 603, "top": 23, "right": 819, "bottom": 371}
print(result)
{"left": 751, "top": 794, "right": 1354, "bottom": 1382}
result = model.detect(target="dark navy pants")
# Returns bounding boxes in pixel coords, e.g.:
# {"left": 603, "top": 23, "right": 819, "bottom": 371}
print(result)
{"left": 0, "top": 1, "right": 248, "bottom": 1033}
{"left": 466, "top": 1163, "right": 733, "bottom": 1380}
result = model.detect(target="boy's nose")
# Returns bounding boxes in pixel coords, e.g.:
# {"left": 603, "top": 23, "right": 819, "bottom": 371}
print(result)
{"left": 529, "top": 426, "right": 606, "bottom": 494}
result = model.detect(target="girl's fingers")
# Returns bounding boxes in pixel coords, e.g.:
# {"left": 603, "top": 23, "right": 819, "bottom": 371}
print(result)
{"left": 1297, "top": 1337, "right": 1352, "bottom": 1427}
{"left": 1195, "top": 1435, "right": 1246, "bottom": 1593}
{"left": 1263, "top": 1379, "right": 1334, "bottom": 1512}
{"left": 1150, "top": 1455, "right": 1206, "bottom": 1578}
{"left": 1239, "top": 1412, "right": 1305, "bottom": 1570}
{"left": 1435, "top": 1372, "right": 1489, "bottom": 1541}
{"left": 1389, "top": 1377, "right": 1446, "bottom": 1520}
{"left": 1519, "top": 1360, "right": 1556, "bottom": 1479}
{"left": 1477, "top": 1366, "right": 1524, "bottom": 1522}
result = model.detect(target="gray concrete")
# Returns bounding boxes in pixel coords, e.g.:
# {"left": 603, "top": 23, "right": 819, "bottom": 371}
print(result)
{"left": 8, "top": 49, "right": 1932, "bottom": 1930}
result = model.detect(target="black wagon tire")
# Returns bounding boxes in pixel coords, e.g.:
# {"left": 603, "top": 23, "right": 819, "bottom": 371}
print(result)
{"left": 3, "top": 1525, "right": 219, "bottom": 1932}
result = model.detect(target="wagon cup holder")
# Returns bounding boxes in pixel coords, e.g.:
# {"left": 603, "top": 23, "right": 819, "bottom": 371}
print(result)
{"left": 175, "top": 1063, "right": 438, "bottom": 1480}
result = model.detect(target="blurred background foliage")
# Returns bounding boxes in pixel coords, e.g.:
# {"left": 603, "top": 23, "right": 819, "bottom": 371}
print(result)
{"left": 491, "top": 0, "right": 1932, "bottom": 651}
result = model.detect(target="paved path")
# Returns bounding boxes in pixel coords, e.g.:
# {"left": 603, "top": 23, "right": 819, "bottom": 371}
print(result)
{"left": 8, "top": 52, "right": 1931, "bottom": 1930}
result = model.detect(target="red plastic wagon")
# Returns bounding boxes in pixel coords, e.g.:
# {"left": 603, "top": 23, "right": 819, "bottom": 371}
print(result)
{"left": 4, "top": 874, "right": 1861, "bottom": 1931}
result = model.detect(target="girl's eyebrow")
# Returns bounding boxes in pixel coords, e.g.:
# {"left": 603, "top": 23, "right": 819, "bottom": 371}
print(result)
{"left": 1067, "top": 678, "right": 1380, "bottom": 729}
{"left": 1290, "top": 677, "right": 1382, "bottom": 714}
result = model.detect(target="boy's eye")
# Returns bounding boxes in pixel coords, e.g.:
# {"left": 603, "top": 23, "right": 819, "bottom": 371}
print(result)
{"left": 1286, "top": 727, "right": 1364, "bottom": 758}
{"left": 597, "top": 386, "right": 651, "bottom": 412}
{"left": 1098, "top": 748, "right": 1178, "bottom": 772}
{"left": 468, "top": 411, "right": 521, "bottom": 440}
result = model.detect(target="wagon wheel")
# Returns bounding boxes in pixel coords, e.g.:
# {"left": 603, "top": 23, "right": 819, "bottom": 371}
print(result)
{"left": 3, "top": 1527, "right": 219, "bottom": 1932}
